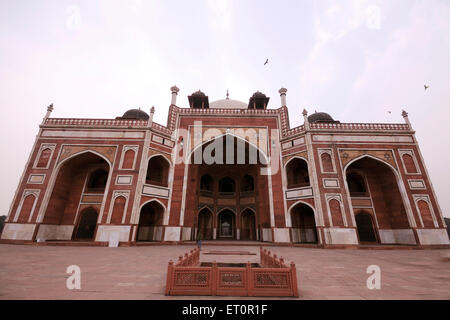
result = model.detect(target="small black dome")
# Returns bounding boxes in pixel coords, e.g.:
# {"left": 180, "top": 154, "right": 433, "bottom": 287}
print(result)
{"left": 191, "top": 90, "right": 206, "bottom": 97}
{"left": 308, "top": 112, "right": 334, "bottom": 123}
{"left": 122, "top": 109, "right": 149, "bottom": 120}
{"left": 252, "top": 91, "right": 267, "bottom": 98}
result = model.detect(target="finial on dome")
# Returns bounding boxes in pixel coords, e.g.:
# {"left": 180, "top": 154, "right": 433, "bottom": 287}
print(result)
{"left": 401, "top": 109, "right": 408, "bottom": 118}
{"left": 226, "top": 89, "right": 229, "bottom": 100}
{"left": 47, "top": 103, "right": 54, "bottom": 112}
{"left": 302, "top": 109, "right": 308, "bottom": 116}
{"left": 150, "top": 106, "right": 155, "bottom": 114}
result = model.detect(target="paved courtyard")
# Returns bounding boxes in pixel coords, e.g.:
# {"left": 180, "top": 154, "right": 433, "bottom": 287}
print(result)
{"left": 0, "top": 244, "right": 449, "bottom": 300}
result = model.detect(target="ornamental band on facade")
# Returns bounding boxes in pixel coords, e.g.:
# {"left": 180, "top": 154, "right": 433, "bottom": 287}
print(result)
{"left": 1, "top": 86, "right": 449, "bottom": 247}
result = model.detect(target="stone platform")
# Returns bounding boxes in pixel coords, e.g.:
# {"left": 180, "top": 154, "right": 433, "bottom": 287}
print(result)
{"left": 0, "top": 244, "right": 449, "bottom": 299}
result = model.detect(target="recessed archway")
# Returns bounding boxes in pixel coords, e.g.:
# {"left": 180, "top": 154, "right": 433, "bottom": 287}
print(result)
{"left": 197, "top": 208, "right": 213, "bottom": 240}
{"left": 290, "top": 202, "right": 318, "bottom": 243}
{"left": 43, "top": 151, "right": 110, "bottom": 228}
{"left": 217, "top": 209, "right": 235, "bottom": 239}
{"left": 185, "top": 134, "right": 270, "bottom": 242}
{"left": 345, "top": 156, "right": 412, "bottom": 244}
{"left": 240, "top": 208, "right": 256, "bottom": 241}
{"left": 137, "top": 201, "right": 164, "bottom": 241}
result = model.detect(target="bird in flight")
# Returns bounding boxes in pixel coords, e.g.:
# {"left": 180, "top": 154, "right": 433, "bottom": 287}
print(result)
{"left": 387, "top": 111, "right": 392, "bottom": 114}
{"left": 264, "top": 58, "right": 268, "bottom": 66}
{"left": 424, "top": 84, "right": 429, "bottom": 90}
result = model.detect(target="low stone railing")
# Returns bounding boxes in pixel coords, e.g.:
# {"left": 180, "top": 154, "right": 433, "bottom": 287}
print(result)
{"left": 165, "top": 247, "right": 298, "bottom": 297}
{"left": 174, "top": 248, "right": 201, "bottom": 267}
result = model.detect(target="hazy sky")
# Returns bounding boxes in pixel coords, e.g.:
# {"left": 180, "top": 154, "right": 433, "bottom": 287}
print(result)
{"left": 0, "top": 0, "right": 449, "bottom": 218}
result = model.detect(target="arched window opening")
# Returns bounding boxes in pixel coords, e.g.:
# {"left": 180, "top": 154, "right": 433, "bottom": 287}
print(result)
{"left": 241, "top": 175, "right": 254, "bottom": 192}
{"left": 219, "top": 177, "right": 235, "bottom": 194}
{"left": 286, "top": 158, "right": 310, "bottom": 189}
{"left": 347, "top": 172, "right": 367, "bottom": 196}
{"left": 200, "top": 175, "right": 213, "bottom": 191}
{"left": 86, "top": 169, "right": 108, "bottom": 192}
{"left": 146, "top": 156, "right": 170, "bottom": 187}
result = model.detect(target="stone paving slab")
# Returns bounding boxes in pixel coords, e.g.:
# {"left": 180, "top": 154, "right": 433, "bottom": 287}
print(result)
{"left": 0, "top": 244, "right": 449, "bottom": 300}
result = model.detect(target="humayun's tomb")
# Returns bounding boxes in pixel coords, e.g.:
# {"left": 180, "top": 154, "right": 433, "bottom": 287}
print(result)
{"left": 2, "top": 87, "right": 449, "bottom": 247}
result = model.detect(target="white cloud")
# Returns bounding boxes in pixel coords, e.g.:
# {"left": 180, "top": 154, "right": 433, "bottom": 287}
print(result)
{"left": 299, "top": 1, "right": 383, "bottom": 106}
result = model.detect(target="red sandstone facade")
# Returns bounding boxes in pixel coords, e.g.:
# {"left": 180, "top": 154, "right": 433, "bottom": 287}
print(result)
{"left": 2, "top": 87, "right": 449, "bottom": 246}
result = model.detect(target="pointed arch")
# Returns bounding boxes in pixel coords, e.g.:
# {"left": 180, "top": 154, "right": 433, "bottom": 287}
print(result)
{"left": 187, "top": 132, "right": 269, "bottom": 165}
{"left": 139, "top": 198, "right": 167, "bottom": 212}
{"left": 57, "top": 149, "right": 112, "bottom": 168}
{"left": 217, "top": 206, "right": 236, "bottom": 215}
{"left": 240, "top": 206, "right": 256, "bottom": 214}
{"left": 287, "top": 200, "right": 315, "bottom": 215}
{"left": 284, "top": 155, "right": 308, "bottom": 168}
{"left": 343, "top": 154, "right": 399, "bottom": 177}
{"left": 137, "top": 199, "right": 165, "bottom": 241}
{"left": 285, "top": 156, "right": 310, "bottom": 189}
{"left": 146, "top": 154, "right": 171, "bottom": 187}
{"left": 344, "top": 154, "right": 416, "bottom": 243}
{"left": 289, "top": 201, "right": 318, "bottom": 243}
{"left": 37, "top": 150, "right": 112, "bottom": 226}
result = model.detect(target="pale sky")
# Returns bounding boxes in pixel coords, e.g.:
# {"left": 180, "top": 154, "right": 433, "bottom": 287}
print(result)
{"left": 0, "top": 0, "right": 449, "bottom": 218}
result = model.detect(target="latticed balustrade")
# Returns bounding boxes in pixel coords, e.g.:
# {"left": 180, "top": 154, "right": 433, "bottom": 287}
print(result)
{"left": 165, "top": 247, "right": 298, "bottom": 297}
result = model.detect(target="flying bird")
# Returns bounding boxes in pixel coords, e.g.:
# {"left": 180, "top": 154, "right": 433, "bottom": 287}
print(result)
{"left": 387, "top": 111, "right": 392, "bottom": 114}
{"left": 264, "top": 59, "right": 268, "bottom": 66}
{"left": 424, "top": 84, "right": 429, "bottom": 90}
